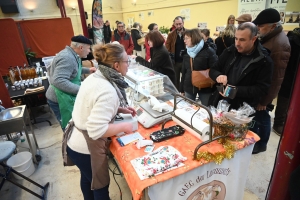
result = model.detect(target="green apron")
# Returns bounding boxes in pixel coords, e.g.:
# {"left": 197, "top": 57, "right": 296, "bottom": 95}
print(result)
{"left": 53, "top": 62, "right": 82, "bottom": 129}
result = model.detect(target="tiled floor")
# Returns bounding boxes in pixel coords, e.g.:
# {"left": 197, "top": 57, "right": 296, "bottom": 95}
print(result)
{"left": 0, "top": 105, "right": 280, "bottom": 200}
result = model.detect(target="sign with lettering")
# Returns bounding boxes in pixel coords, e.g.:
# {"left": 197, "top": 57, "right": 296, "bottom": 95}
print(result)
{"left": 238, "top": 0, "right": 267, "bottom": 21}
{"left": 148, "top": 145, "right": 253, "bottom": 200}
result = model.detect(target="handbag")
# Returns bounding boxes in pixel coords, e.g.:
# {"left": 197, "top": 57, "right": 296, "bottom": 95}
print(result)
{"left": 190, "top": 57, "right": 215, "bottom": 89}
{"left": 137, "top": 37, "right": 145, "bottom": 45}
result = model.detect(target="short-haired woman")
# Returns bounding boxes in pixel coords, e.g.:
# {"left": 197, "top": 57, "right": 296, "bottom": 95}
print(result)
{"left": 180, "top": 28, "right": 218, "bottom": 106}
{"left": 131, "top": 31, "right": 176, "bottom": 85}
{"left": 66, "top": 43, "right": 136, "bottom": 200}
{"left": 215, "top": 25, "right": 236, "bottom": 56}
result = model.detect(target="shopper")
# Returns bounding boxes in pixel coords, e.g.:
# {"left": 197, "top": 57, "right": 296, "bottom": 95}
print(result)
{"left": 166, "top": 16, "right": 186, "bottom": 89}
{"left": 67, "top": 43, "right": 136, "bottom": 200}
{"left": 200, "top": 29, "right": 217, "bottom": 52}
{"left": 251, "top": 8, "right": 291, "bottom": 154}
{"left": 209, "top": 22, "right": 273, "bottom": 112}
{"left": 111, "top": 21, "right": 134, "bottom": 55}
{"left": 180, "top": 29, "right": 218, "bottom": 106}
{"left": 131, "top": 22, "right": 143, "bottom": 56}
{"left": 145, "top": 23, "right": 159, "bottom": 61}
{"left": 46, "top": 35, "right": 96, "bottom": 129}
{"left": 103, "top": 20, "right": 111, "bottom": 44}
{"left": 273, "top": 28, "right": 300, "bottom": 136}
{"left": 215, "top": 25, "right": 236, "bottom": 56}
{"left": 227, "top": 14, "right": 235, "bottom": 25}
{"left": 235, "top": 14, "right": 252, "bottom": 24}
{"left": 131, "top": 31, "right": 176, "bottom": 85}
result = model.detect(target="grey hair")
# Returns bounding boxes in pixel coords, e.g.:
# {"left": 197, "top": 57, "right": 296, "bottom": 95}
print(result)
{"left": 237, "top": 22, "right": 258, "bottom": 38}
{"left": 133, "top": 22, "right": 140, "bottom": 28}
{"left": 70, "top": 41, "right": 86, "bottom": 48}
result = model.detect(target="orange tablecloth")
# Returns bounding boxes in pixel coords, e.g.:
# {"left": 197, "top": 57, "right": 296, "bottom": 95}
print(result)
{"left": 110, "top": 121, "right": 259, "bottom": 200}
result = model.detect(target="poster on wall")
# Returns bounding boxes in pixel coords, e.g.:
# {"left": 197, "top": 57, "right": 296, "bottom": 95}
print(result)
{"left": 180, "top": 8, "right": 190, "bottom": 21}
{"left": 238, "top": 0, "right": 266, "bottom": 21}
{"left": 92, "top": 0, "right": 104, "bottom": 44}
{"left": 197, "top": 22, "right": 207, "bottom": 29}
{"left": 265, "top": 0, "right": 288, "bottom": 24}
{"left": 285, "top": 11, "right": 300, "bottom": 24}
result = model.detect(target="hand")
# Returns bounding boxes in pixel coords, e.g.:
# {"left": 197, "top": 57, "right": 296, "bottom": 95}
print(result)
{"left": 89, "top": 67, "right": 97, "bottom": 73}
{"left": 118, "top": 106, "right": 137, "bottom": 117}
{"left": 256, "top": 104, "right": 266, "bottom": 111}
{"left": 131, "top": 55, "right": 137, "bottom": 59}
{"left": 216, "top": 75, "right": 228, "bottom": 85}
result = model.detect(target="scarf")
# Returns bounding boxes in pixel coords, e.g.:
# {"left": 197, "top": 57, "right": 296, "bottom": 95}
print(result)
{"left": 186, "top": 39, "right": 204, "bottom": 58}
{"left": 98, "top": 64, "right": 128, "bottom": 107}
{"left": 259, "top": 26, "right": 283, "bottom": 44}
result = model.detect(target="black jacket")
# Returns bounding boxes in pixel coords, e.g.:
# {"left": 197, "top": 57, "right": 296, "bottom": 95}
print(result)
{"left": 215, "top": 36, "right": 235, "bottom": 57}
{"left": 103, "top": 25, "right": 111, "bottom": 44}
{"left": 209, "top": 41, "right": 273, "bottom": 109}
{"left": 135, "top": 45, "right": 176, "bottom": 85}
{"left": 279, "top": 29, "right": 300, "bottom": 98}
{"left": 180, "top": 43, "right": 218, "bottom": 94}
{"left": 131, "top": 28, "right": 142, "bottom": 51}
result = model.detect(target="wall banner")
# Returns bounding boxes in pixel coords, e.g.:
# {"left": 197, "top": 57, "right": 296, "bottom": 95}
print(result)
{"left": 92, "top": 0, "right": 104, "bottom": 44}
{"left": 238, "top": 0, "right": 267, "bottom": 21}
{"left": 148, "top": 145, "right": 254, "bottom": 200}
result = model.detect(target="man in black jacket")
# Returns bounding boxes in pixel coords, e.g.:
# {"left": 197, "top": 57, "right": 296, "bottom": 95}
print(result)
{"left": 103, "top": 20, "right": 111, "bottom": 44}
{"left": 209, "top": 22, "right": 273, "bottom": 113}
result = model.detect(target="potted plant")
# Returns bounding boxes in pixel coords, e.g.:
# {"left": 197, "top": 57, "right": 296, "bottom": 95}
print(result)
{"left": 25, "top": 48, "right": 37, "bottom": 65}
{"left": 159, "top": 26, "right": 170, "bottom": 34}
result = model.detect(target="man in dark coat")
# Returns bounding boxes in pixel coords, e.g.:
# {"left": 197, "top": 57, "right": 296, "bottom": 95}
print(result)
{"left": 251, "top": 8, "right": 290, "bottom": 154}
{"left": 209, "top": 22, "right": 273, "bottom": 120}
{"left": 273, "top": 28, "right": 300, "bottom": 136}
{"left": 103, "top": 20, "right": 111, "bottom": 44}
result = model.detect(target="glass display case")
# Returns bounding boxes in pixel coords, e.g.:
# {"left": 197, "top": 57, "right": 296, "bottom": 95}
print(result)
{"left": 125, "top": 60, "right": 178, "bottom": 98}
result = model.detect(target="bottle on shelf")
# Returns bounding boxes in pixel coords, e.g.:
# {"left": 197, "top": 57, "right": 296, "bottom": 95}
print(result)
{"left": 8, "top": 66, "right": 16, "bottom": 84}
{"left": 14, "top": 66, "right": 20, "bottom": 81}
{"left": 20, "top": 66, "right": 25, "bottom": 80}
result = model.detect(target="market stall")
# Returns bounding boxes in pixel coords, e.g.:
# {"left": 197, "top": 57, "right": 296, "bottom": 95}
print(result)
{"left": 109, "top": 62, "right": 259, "bottom": 200}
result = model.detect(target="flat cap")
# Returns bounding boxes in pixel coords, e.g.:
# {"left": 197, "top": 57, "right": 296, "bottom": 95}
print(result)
{"left": 236, "top": 14, "right": 252, "bottom": 22}
{"left": 71, "top": 35, "right": 92, "bottom": 45}
{"left": 252, "top": 8, "right": 280, "bottom": 25}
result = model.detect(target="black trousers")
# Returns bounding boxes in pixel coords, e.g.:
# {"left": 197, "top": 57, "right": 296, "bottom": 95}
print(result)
{"left": 274, "top": 95, "right": 289, "bottom": 127}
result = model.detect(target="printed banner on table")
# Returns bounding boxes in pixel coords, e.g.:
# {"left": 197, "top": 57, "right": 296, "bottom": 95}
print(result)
{"left": 148, "top": 145, "right": 253, "bottom": 200}
{"left": 238, "top": 0, "right": 267, "bottom": 21}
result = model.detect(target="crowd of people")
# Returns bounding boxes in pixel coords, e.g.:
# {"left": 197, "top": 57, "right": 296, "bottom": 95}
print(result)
{"left": 44, "top": 7, "right": 300, "bottom": 199}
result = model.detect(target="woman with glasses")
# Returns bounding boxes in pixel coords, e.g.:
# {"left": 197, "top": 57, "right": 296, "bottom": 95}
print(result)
{"left": 66, "top": 43, "right": 136, "bottom": 200}
{"left": 111, "top": 21, "right": 134, "bottom": 55}
{"left": 180, "top": 28, "right": 218, "bottom": 106}
{"left": 131, "top": 31, "right": 176, "bottom": 85}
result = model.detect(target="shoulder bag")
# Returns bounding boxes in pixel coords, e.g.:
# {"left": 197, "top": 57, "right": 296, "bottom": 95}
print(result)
{"left": 190, "top": 57, "right": 215, "bottom": 89}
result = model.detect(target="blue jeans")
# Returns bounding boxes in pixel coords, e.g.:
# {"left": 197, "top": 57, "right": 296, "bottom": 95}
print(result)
{"left": 67, "top": 146, "right": 110, "bottom": 200}
{"left": 47, "top": 99, "right": 61, "bottom": 125}
{"left": 185, "top": 92, "right": 211, "bottom": 106}
{"left": 250, "top": 110, "right": 271, "bottom": 148}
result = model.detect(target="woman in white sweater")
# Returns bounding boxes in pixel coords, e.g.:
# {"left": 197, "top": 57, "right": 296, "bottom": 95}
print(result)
{"left": 66, "top": 43, "right": 136, "bottom": 200}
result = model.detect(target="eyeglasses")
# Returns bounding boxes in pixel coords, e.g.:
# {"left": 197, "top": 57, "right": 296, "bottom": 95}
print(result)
{"left": 119, "top": 60, "right": 131, "bottom": 65}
